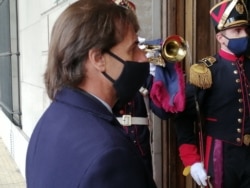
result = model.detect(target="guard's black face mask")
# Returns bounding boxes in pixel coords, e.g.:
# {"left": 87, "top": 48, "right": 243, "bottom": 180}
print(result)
{"left": 103, "top": 51, "right": 149, "bottom": 105}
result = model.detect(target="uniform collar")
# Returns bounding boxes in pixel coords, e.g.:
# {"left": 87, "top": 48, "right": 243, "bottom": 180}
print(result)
{"left": 219, "top": 49, "right": 244, "bottom": 62}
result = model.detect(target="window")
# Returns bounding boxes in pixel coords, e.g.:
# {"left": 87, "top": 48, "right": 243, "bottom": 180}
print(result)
{"left": 0, "top": 0, "right": 21, "bottom": 127}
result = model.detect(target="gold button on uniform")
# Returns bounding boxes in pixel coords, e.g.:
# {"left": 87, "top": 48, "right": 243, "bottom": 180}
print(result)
{"left": 236, "top": 138, "right": 241, "bottom": 143}
{"left": 243, "top": 135, "right": 250, "bottom": 146}
{"left": 236, "top": 79, "right": 240, "bottom": 83}
{"left": 237, "top": 128, "right": 241, "bottom": 133}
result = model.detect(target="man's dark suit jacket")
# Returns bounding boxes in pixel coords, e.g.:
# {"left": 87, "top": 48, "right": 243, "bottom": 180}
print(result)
{"left": 26, "top": 87, "right": 156, "bottom": 188}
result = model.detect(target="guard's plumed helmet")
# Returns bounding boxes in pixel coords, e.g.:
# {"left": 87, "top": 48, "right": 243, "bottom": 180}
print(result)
{"left": 210, "top": 0, "right": 249, "bottom": 33}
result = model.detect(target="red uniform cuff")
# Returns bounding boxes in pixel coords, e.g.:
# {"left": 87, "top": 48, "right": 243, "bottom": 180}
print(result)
{"left": 179, "top": 144, "right": 201, "bottom": 166}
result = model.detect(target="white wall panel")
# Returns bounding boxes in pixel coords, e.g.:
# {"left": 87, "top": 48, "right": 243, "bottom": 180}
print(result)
{"left": 18, "top": 0, "right": 41, "bottom": 30}
{"left": 21, "top": 84, "right": 46, "bottom": 137}
{"left": 19, "top": 22, "right": 45, "bottom": 87}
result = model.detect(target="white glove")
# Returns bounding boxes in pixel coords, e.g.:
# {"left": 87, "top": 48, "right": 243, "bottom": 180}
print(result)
{"left": 190, "top": 162, "right": 207, "bottom": 187}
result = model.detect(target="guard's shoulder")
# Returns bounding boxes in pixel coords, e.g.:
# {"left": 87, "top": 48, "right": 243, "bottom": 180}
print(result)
{"left": 189, "top": 56, "right": 216, "bottom": 89}
{"left": 198, "top": 56, "right": 217, "bottom": 66}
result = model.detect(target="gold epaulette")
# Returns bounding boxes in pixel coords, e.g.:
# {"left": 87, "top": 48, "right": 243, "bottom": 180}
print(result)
{"left": 189, "top": 56, "right": 216, "bottom": 89}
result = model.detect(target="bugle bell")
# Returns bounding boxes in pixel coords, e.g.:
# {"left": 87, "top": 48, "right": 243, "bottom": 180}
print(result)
{"left": 142, "top": 35, "right": 187, "bottom": 67}
{"left": 162, "top": 35, "right": 187, "bottom": 62}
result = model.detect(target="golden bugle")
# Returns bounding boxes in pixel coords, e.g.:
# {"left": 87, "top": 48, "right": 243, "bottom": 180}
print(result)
{"left": 143, "top": 35, "right": 187, "bottom": 67}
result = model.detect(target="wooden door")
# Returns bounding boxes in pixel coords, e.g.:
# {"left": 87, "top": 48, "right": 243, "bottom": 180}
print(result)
{"left": 151, "top": 0, "right": 219, "bottom": 188}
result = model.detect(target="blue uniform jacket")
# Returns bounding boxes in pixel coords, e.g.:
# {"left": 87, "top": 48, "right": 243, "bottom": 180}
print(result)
{"left": 26, "top": 87, "right": 157, "bottom": 188}
{"left": 175, "top": 50, "right": 250, "bottom": 146}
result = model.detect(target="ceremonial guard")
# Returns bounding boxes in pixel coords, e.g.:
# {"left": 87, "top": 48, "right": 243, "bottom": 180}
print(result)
{"left": 114, "top": 37, "right": 186, "bottom": 175}
{"left": 111, "top": 0, "right": 153, "bottom": 175}
{"left": 174, "top": 0, "right": 250, "bottom": 187}
{"left": 112, "top": 0, "right": 187, "bottom": 177}
{"left": 113, "top": 86, "right": 154, "bottom": 174}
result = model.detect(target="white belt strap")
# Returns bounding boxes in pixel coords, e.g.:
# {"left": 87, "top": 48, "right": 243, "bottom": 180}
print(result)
{"left": 139, "top": 87, "right": 152, "bottom": 128}
{"left": 117, "top": 115, "right": 149, "bottom": 126}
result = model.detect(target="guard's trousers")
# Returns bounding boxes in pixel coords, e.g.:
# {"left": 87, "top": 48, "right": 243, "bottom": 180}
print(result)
{"left": 206, "top": 137, "right": 250, "bottom": 188}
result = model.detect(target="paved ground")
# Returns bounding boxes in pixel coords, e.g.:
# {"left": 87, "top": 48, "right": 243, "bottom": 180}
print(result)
{"left": 0, "top": 138, "right": 26, "bottom": 188}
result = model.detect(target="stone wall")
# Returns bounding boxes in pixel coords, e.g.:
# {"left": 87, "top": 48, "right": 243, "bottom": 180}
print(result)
{"left": 133, "top": 0, "right": 162, "bottom": 40}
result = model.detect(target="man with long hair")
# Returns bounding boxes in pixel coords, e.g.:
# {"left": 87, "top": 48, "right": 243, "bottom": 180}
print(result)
{"left": 25, "top": 0, "right": 156, "bottom": 187}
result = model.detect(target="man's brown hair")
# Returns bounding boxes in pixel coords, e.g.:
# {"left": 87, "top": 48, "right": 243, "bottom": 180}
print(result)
{"left": 44, "top": 0, "right": 140, "bottom": 99}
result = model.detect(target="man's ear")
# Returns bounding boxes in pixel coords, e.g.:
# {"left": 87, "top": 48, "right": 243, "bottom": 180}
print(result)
{"left": 88, "top": 48, "right": 105, "bottom": 72}
{"left": 216, "top": 32, "right": 225, "bottom": 45}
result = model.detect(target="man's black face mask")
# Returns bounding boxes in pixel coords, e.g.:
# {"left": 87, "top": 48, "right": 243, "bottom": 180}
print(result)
{"left": 103, "top": 51, "right": 149, "bottom": 106}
